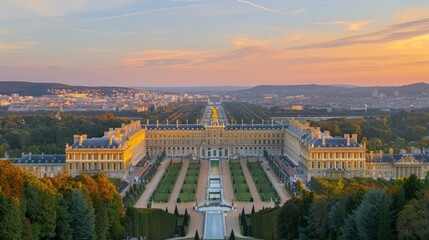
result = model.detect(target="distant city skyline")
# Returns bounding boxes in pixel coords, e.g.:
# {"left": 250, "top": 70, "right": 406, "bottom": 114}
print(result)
{"left": 1, "top": 0, "right": 429, "bottom": 87}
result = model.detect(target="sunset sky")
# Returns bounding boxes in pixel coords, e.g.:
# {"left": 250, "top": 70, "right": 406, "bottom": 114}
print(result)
{"left": 1, "top": 0, "right": 429, "bottom": 87}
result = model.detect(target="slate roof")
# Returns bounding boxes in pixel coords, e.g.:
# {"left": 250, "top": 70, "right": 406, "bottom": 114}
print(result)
{"left": 225, "top": 124, "right": 284, "bottom": 130}
{"left": 368, "top": 153, "right": 429, "bottom": 163}
{"left": 308, "top": 136, "right": 361, "bottom": 148}
{"left": 71, "top": 136, "right": 123, "bottom": 149}
{"left": 14, "top": 154, "right": 66, "bottom": 164}
{"left": 144, "top": 124, "right": 205, "bottom": 131}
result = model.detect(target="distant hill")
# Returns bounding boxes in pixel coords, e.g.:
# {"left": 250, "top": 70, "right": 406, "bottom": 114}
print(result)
{"left": 0, "top": 82, "right": 71, "bottom": 96}
{"left": 231, "top": 82, "right": 429, "bottom": 98}
{"left": 0, "top": 81, "right": 142, "bottom": 96}
{"left": 135, "top": 86, "right": 251, "bottom": 93}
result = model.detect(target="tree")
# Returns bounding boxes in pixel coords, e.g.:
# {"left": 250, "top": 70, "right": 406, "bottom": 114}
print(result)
{"left": 397, "top": 189, "right": 429, "bottom": 240}
{"left": 251, "top": 205, "right": 255, "bottom": 214}
{"left": 68, "top": 189, "right": 95, "bottom": 240}
{"left": 55, "top": 198, "right": 72, "bottom": 240}
{"left": 184, "top": 208, "right": 189, "bottom": 226}
{"left": 302, "top": 198, "right": 330, "bottom": 239}
{"left": 229, "top": 229, "right": 236, "bottom": 240}
{"left": 174, "top": 205, "right": 179, "bottom": 216}
{"left": 194, "top": 230, "right": 200, "bottom": 240}
{"left": 341, "top": 214, "right": 359, "bottom": 240}
{"left": 378, "top": 194, "right": 392, "bottom": 240}
{"left": 0, "top": 192, "right": 23, "bottom": 240}
{"left": 354, "top": 189, "right": 390, "bottom": 240}
{"left": 24, "top": 182, "right": 57, "bottom": 239}
{"left": 241, "top": 208, "right": 246, "bottom": 225}
{"left": 403, "top": 174, "right": 424, "bottom": 201}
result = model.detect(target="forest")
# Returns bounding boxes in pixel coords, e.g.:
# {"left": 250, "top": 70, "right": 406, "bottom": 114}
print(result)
{"left": 311, "top": 110, "right": 429, "bottom": 152}
{"left": 0, "top": 112, "right": 128, "bottom": 158}
{"left": 0, "top": 102, "right": 206, "bottom": 158}
{"left": 0, "top": 160, "right": 123, "bottom": 239}
{"left": 250, "top": 175, "right": 429, "bottom": 240}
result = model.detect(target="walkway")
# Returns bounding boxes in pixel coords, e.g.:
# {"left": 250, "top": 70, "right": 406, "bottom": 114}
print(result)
{"left": 134, "top": 159, "right": 170, "bottom": 208}
{"left": 240, "top": 159, "right": 261, "bottom": 203}
{"left": 259, "top": 158, "right": 291, "bottom": 204}
{"left": 221, "top": 160, "right": 234, "bottom": 204}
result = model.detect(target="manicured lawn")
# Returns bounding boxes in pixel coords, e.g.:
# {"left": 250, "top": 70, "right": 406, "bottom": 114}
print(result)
{"left": 210, "top": 160, "right": 219, "bottom": 168}
{"left": 152, "top": 163, "right": 182, "bottom": 202}
{"left": 178, "top": 162, "right": 200, "bottom": 202}
{"left": 247, "top": 162, "right": 279, "bottom": 201}
{"left": 230, "top": 163, "right": 253, "bottom": 202}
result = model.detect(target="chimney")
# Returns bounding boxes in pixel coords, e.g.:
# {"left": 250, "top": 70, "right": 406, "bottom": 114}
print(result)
{"left": 379, "top": 150, "right": 383, "bottom": 158}
{"left": 82, "top": 134, "right": 87, "bottom": 140}
{"left": 74, "top": 135, "right": 80, "bottom": 143}
{"left": 176, "top": 119, "right": 179, "bottom": 128}
{"left": 351, "top": 134, "right": 358, "bottom": 142}
{"left": 79, "top": 135, "right": 83, "bottom": 146}
{"left": 109, "top": 128, "right": 114, "bottom": 132}
{"left": 322, "top": 135, "right": 326, "bottom": 145}
{"left": 156, "top": 119, "right": 159, "bottom": 127}
{"left": 344, "top": 134, "right": 350, "bottom": 146}
{"left": 109, "top": 135, "right": 114, "bottom": 145}
{"left": 370, "top": 151, "right": 374, "bottom": 160}
{"left": 324, "top": 130, "right": 330, "bottom": 136}
{"left": 115, "top": 129, "right": 121, "bottom": 139}
{"left": 311, "top": 129, "right": 320, "bottom": 139}
{"left": 389, "top": 148, "right": 394, "bottom": 155}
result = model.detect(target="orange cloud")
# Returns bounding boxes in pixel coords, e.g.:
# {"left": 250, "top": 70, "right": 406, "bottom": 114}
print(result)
{"left": 315, "top": 20, "right": 373, "bottom": 31}
{"left": 0, "top": 40, "right": 36, "bottom": 53}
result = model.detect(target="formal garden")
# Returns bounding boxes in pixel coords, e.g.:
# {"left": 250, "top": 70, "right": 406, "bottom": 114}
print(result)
{"left": 151, "top": 162, "right": 182, "bottom": 202}
{"left": 247, "top": 162, "right": 279, "bottom": 202}
{"left": 230, "top": 162, "right": 253, "bottom": 202}
{"left": 178, "top": 162, "right": 200, "bottom": 202}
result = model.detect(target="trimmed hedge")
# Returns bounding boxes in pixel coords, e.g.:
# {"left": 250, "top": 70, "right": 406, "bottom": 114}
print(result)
{"left": 125, "top": 208, "right": 176, "bottom": 239}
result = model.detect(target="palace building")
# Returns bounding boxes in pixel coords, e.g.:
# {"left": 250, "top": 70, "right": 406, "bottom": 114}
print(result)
{"left": 65, "top": 120, "right": 146, "bottom": 178}
{"left": 65, "top": 105, "right": 368, "bottom": 180}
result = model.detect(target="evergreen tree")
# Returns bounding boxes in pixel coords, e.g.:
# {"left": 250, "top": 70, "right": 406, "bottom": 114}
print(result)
{"left": 229, "top": 229, "right": 236, "bottom": 240}
{"left": 403, "top": 174, "right": 424, "bottom": 200}
{"left": 68, "top": 189, "right": 95, "bottom": 240}
{"left": 55, "top": 198, "right": 72, "bottom": 240}
{"left": 184, "top": 208, "right": 189, "bottom": 226}
{"left": 354, "top": 189, "right": 389, "bottom": 240}
{"left": 341, "top": 213, "right": 359, "bottom": 240}
{"left": 194, "top": 230, "right": 200, "bottom": 240}
{"left": 302, "top": 198, "right": 330, "bottom": 239}
{"left": 174, "top": 205, "right": 179, "bottom": 216}
{"left": 0, "top": 192, "right": 23, "bottom": 240}
{"left": 378, "top": 194, "right": 392, "bottom": 240}
{"left": 241, "top": 208, "right": 246, "bottom": 225}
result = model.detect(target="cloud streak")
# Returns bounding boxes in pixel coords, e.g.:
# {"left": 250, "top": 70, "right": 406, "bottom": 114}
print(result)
{"left": 92, "top": 4, "right": 208, "bottom": 21}
{"left": 237, "top": 0, "right": 280, "bottom": 13}
{"left": 71, "top": 28, "right": 139, "bottom": 35}
{"left": 292, "top": 18, "right": 429, "bottom": 49}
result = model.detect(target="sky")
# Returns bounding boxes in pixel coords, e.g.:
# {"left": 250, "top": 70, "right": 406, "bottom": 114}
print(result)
{"left": 0, "top": 0, "right": 429, "bottom": 87}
